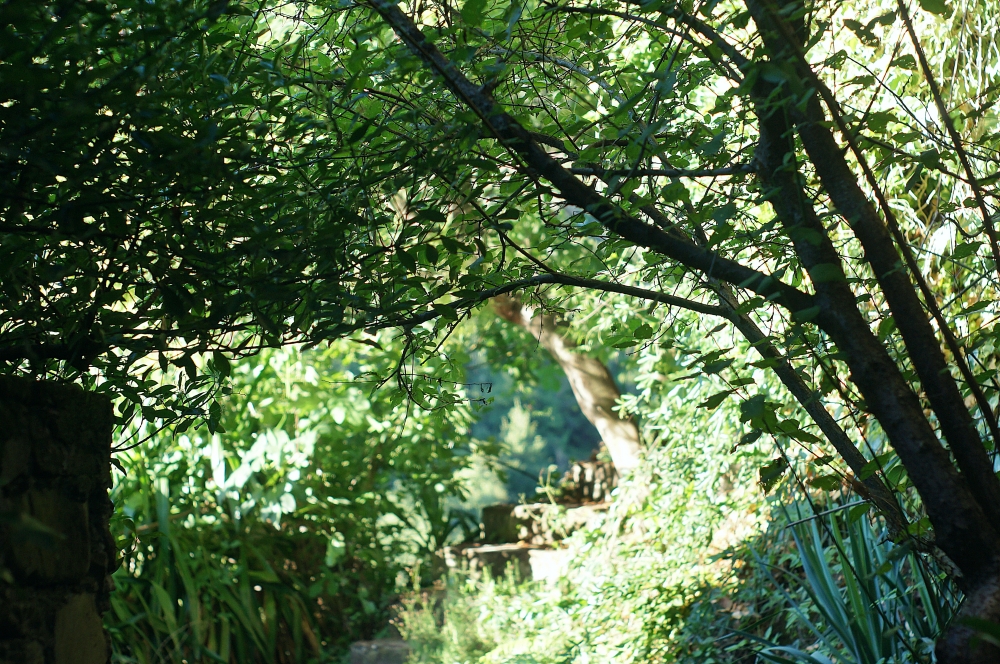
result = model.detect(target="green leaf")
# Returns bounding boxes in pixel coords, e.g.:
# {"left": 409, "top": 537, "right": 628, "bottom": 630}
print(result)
{"left": 876, "top": 317, "right": 896, "bottom": 341}
{"left": 917, "top": 0, "right": 948, "bottom": 15}
{"left": 918, "top": 148, "right": 942, "bottom": 168}
{"left": 758, "top": 457, "right": 788, "bottom": 494}
{"left": 848, "top": 503, "right": 872, "bottom": 523}
{"left": 699, "top": 390, "right": 734, "bottom": 410}
{"left": 891, "top": 54, "right": 918, "bottom": 69}
{"left": 633, "top": 323, "right": 654, "bottom": 340}
{"left": 396, "top": 248, "right": 417, "bottom": 271}
{"left": 843, "top": 19, "right": 879, "bottom": 47}
{"left": 952, "top": 241, "right": 982, "bottom": 259}
{"left": 702, "top": 358, "right": 734, "bottom": 374}
{"left": 740, "top": 395, "right": 766, "bottom": 422}
{"left": 807, "top": 474, "right": 842, "bottom": 491}
{"left": 425, "top": 243, "right": 440, "bottom": 266}
{"left": 731, "top": 429, "right": 763, "bottom": 452}
{"left": 461, "top": 0, "right": 489, "bottom": 26}
{"left": 348, "top": 121, "right": 372, "bottom": 143}
{"left": 213, "top": 351, "right": 231, "bottom": 378}
{"left": 858, "top": 451, "right": 895, "bottom": 480}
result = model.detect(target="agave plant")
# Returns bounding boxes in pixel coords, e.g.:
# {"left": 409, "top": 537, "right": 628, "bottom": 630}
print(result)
{"left": 755, "top": 506, "right": 960, "bottom": 664}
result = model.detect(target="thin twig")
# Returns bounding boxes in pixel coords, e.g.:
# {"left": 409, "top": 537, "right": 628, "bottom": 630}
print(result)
{"left": 897, "top": 0, "right": 1000, "bottom": 282}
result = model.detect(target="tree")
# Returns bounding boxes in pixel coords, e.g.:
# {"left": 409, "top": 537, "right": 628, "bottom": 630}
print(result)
{"left": 243, "top": 0, "right": 998, "bottom": 659}
{"left": 6, "top": 0, "right": 1000, "bottom": 659}
{"left": 0, "top": 2, "right": 406, "bottom": 657}
{"left": 493, "top": 294, "right": 642, "bottom": 472}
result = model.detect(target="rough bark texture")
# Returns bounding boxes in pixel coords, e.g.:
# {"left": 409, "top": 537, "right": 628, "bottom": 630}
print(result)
{"left": 744, "top": 2, "right": 1000, "bottom": 660}
{"left": 937, "top": 574, "right": 1000, "bottom": 663}
{"left": 0, "top": 376, "right": 115, "bottom": 664}
{"left": 492, "top": 295, "right": 643, "bottom": 472}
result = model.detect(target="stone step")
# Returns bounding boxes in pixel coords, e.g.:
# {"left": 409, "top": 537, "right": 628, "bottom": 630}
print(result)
{"left": 556, "top": 458, "right": 617, "bottom": 503}
{"left": 481, "top": 502, "right": 608, "bottom": 545}
{"left": 349, "top": 639, "right": 410, "bottom": 664}
{"left": 439, "top": 543, "right": 572, "bottom": 582}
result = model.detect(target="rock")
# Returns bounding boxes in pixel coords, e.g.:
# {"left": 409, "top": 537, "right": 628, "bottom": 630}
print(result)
{"left": 480, "top": 501, "right": 608, "bottom": 546}
{"left": 440, "top": 543, "right": 539, "bottom": 579}
{"left": 481, "top": 503, "right": 522, "bottom": 543}
{"left": 509, "top": 503, "right": 607, "bottom": 545}
{"left": 349, "top": 639, "right": 411, "bottom": 664}
{"left": 556, "top": 458, "right": 617, "bottom": 503}
{"left": 0, "top": 377, "right": 115, "bottom": 664}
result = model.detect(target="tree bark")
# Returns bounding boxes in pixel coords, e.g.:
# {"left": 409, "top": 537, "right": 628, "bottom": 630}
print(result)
{"left": 747, "top": 0, "right": 1000, "bottom": 532}
{"left": 743, "top": 3, "right": 1000, "bottom": 659}
{"left": 492, "top": 295, "right": 643, "bottom": 473}
{"left": 0, "top": 376, "right": 116, "bottom": 664}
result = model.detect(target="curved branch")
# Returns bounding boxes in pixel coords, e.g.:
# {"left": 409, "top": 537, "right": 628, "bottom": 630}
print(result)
{"left": 366, "top": 0, "right": 814, "bottom": 316}
{"left": 571, "top": 164, "right": 755, "bottom": 178}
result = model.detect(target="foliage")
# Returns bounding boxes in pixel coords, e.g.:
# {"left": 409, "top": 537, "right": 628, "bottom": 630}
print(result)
{"left": 398, "top": 383, "right": 761, "bottom": 664}
{"left": 269, "top": 0, "right": 1000, "bottom": 584}
{"left": 7, "top": 0, "right": 1000, "bottom": 657}
{"left": 400, "top": 496, "right": 957, "bottom": 664}
{"left": 756, "top": 507, "right": 958, "bottom": 664}
{"left": 106, "top": 339, "right": 476, "bottom": 662}
{"left": 9, "top": 0, "right": 1000, "bottom": 578}
{"left": 399, "top": 308, "right": 956, "bottom": 663}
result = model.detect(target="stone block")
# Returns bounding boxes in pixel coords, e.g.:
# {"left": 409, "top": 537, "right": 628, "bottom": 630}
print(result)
{"left": 349, "top": 639, "right": 410, "bottom": 664}
{"left": 54, "top": 594, "right": 108, "bottom": 664}
{"left": 481, "top": 503, "right": 522, "bottom": 543}
{"left": 7, "top": 489, "right": 90, "bottom": 583}
{"left": 440, "top": 543, "right": 537, "bottom": 579}
{"left": 0, "top": 376, "right": 114, "bottom": 664}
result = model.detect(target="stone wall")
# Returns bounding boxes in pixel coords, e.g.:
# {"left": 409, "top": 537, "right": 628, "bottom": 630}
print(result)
{"left": 0, "top": 377, "right": 115, "bottom": 664}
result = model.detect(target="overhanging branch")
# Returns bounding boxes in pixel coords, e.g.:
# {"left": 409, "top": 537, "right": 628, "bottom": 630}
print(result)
{"left": 365, "top": 0, "right": 814, "bottom": 316}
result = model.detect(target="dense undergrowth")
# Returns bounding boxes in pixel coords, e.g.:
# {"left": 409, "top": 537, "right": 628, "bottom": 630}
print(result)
{"left": 106, "top": 341, "right": 479, "bottom": 663}
{"left": 104, "top": 324, "right": 963, "bottom": 663}
{"left": 400, "top": 460, "right": 959, "bottom": 664}
{"left": 6, "top": 0, "right": 998, "bottom": 659}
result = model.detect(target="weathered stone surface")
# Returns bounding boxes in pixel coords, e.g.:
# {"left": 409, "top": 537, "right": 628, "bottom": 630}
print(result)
{"left": 556, "top": 458, "right": 617, "bottom": 503}
{"left": 10, "top": 489, "right": 90, "bottom": 582}
{"left": 441, "top": 543, "right": 538, "bottom": 579}
{"left": 481, "top": 503, "right": 525, "bottom": 543}
{"left": 0, "top": 376, "right": 114, "bottom": 664}
{"left": 349, "top": 639, "right": 411, "bottom": 664}
{"left": 483, "top": 502, "right": 607, "bottom": 546}
{"left": 54, "top": 594, "right": 107, "bottom": 664}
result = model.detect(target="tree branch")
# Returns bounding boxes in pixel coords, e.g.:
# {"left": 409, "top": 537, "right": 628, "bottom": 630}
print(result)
{"left": 365, "top": 0, "right": 814, "bottom": 317}
{"left": 571, "top": 164, "right": 755, "bottom": 178}
{"left": 711, "top": 285, "right": 908, "bottom": 537}
{"left": 748, "top": 0, "right": 1000, "bottom": 535}
{"left": 747, "top": 0, "right": 1000, "bottom": 582}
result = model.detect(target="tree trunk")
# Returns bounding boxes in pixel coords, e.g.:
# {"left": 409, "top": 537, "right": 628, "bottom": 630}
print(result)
{"left": 742, "top": 2, "right": 1000, "bottom": 660}
{"left": 492, "top": 295, "right": 643, "bottom": 473}
{"left": 0, "top": 376, "right": 116, "bottom": 664}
